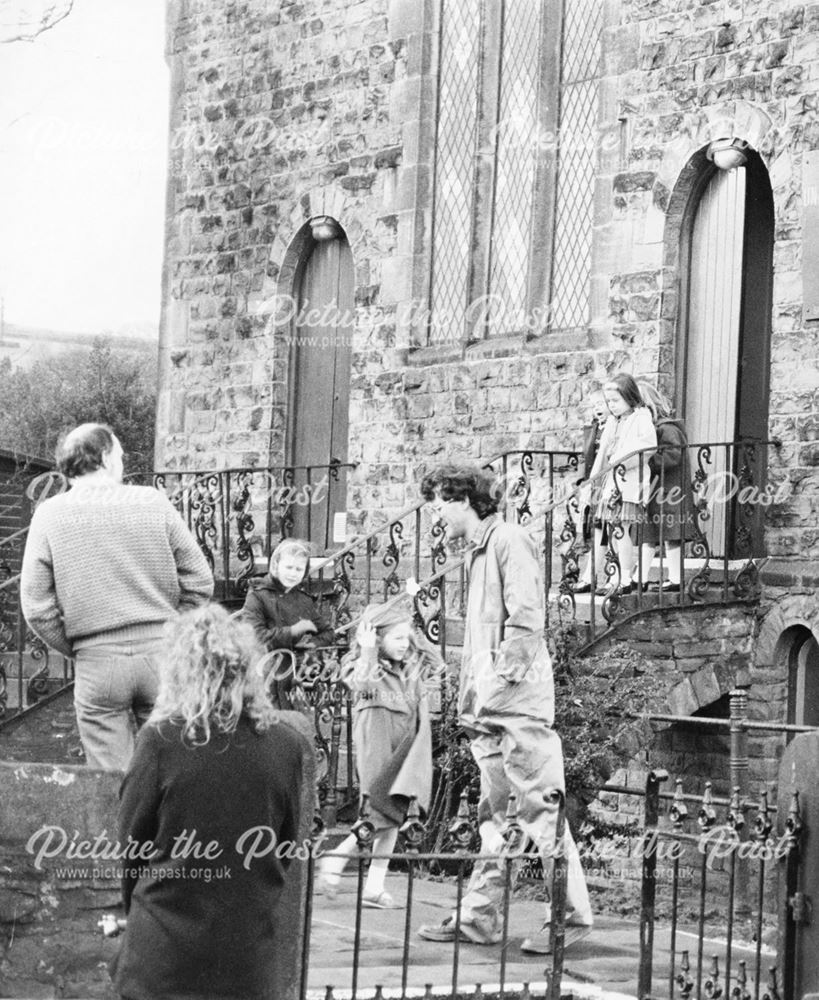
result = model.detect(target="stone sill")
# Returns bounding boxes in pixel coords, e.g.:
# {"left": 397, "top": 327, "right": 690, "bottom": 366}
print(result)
{"left": 403, "top": 327, "right": 592, "bottom": 366}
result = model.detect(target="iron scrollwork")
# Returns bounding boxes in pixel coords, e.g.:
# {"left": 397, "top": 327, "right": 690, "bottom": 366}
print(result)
{"left": 233, "top": 470, "right": 257, "bottom": 593}
{"left": 507, "top": 452, "right": 534, "bottom": 525}
{"left": 688, "top": 445, "right": 713, "bottom": 601}
{"left": 279, "top": 466, "right": 296, "bottom": 540}
{"left": 383, "top": 520, "right": 404, "bottom": 600}
{"left": 189, "top": 474, "right": 219, "bottom": 572}
{"left": 557, "top": 492, "right": 580, "bottom": 622}
{"left": 601, "top": 462, "right": 625, "bottom": 623}
{"left": 412, "top": 577, "right": 442, "bottom": 645}
{"left": 331, "top": 550, "right": 355, "bottom": 631}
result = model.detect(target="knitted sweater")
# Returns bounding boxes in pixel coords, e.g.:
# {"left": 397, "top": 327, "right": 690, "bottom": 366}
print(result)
{"left": 21, "top": 482, "right": 214, "bottom": 657}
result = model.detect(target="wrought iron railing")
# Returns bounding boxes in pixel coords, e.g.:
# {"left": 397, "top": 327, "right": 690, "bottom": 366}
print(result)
{"left": 582, "top": 696, "right": 812, "bottom": 1000}
{"left": 556, "top": 438, "right": 779, "bottom": 642}
{"left": 100, "top": 745, "right": 808, "bottom": 1000}
{"left": 0, "top": 526, "right": 73, "bottom": 727}
{"left": 376, "top": 439, "right": 780, "bottom": 653}
{"left": 130, "top": 462, "right": 359, "bottom": 601}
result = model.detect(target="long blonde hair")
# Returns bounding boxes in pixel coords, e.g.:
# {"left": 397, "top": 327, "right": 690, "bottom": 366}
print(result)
{"left": 342, "top": 603, "right": 444, "bottom": 686}
{"left": 149, "top": 604, "right": 278, "bottom": 744}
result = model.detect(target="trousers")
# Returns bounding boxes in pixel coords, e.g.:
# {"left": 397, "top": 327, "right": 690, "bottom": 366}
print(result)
{"left": 454, "top": 716, "right": 592, "bottom": 940}
{"left": 73, "top": 638, "right": 163, "bottom": 771}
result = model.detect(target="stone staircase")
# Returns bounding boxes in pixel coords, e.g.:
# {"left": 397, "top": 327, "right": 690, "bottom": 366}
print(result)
{"left": 0, "top": 684, "right": 83, "bottom": 763}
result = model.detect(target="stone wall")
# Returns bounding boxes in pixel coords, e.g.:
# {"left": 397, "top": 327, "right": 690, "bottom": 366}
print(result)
{"left": 156, "top": 0, "right": 642, "bottom": 531}
{"left": 597, "top": 0, "right": 819, "bottom": 562}
{"left": 587, "top": 602, "right": 762, "bottom": 813}
{"left": 156, "top": 0, "right": 819, "bottom": 824}
{"left": 157, "top": 0, "right": 818, "bottom": 570}
{"left": 0, "top": 721, "right": 316, "bottom": 1000}
{"left": 0, "top": 763, "right": 121, "bottom": 999}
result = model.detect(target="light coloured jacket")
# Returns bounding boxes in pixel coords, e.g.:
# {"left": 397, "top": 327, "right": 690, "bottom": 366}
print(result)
{"left": 592, "top": 407, "right": 657, "bottom": 506}
{"left": 459, "top": 515, "right": 554, "bottom": 732}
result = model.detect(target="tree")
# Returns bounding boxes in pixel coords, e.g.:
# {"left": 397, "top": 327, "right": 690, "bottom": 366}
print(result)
{"left": 0, "top": 336, "right": 157, "bottom": 476}
{"left": 1, "top": 0, "right": 74, "bottom": 44}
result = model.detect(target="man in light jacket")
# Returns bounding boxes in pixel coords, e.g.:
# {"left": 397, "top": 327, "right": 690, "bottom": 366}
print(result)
{"left": 417, "top": 464, "right": 592, "bottom": 953}
{"left": 21, "top": 423, "right": 213, "bottom": 771}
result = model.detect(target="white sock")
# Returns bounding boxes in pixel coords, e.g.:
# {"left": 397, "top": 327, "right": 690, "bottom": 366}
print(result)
{"left": 319, "top": 833, "right": 358, "bottom": 885}
{"left": 364, "top": 827, "right": 399, "bottom": 896}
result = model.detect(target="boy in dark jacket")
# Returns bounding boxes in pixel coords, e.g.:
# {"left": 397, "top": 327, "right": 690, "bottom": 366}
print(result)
{"left": 242, "top": 539, "right": 335, "bottom": 707}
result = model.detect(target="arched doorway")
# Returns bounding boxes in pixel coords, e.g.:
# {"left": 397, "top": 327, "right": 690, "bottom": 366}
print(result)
{"left": 287, "top": 221, "right": 354, "bottom": 552}
{"left": 784, "top": 626, "right": 819, "bottom": 729}
{"left": 677, "top": 147, "right": 774, "bottom": 558}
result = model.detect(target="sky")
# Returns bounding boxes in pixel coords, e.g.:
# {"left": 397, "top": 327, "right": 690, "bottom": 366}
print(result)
{"left": 0, "top": 0, "right": 168, "bottom": 337}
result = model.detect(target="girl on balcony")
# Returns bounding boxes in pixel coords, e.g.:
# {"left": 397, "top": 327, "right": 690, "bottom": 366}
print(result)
{"left": 574, "top": 385, "right": 610, "bottom": 594}
{"left": 588, "top": 373, "right": 657, "bottom": 594}
{"left": 637, "top": 382, "right": 698, "bottom": 594}
{"left": 318, "top": 599, "right": 442, "bottom": 908}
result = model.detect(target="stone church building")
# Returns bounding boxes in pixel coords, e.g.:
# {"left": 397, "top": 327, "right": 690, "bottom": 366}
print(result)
{"left": 155, "top": 0, "right": 819, "bottom": 783}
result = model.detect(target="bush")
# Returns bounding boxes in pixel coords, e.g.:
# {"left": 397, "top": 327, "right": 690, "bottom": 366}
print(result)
{"left": 425, "top": 623, "right": 658, "bottom": 849}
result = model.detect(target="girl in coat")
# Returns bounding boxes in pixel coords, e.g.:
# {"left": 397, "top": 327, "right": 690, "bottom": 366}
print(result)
{"left": 575, "top": 386, "right": 610, "bottom": 593}
{"left": 112, "top": 604, "right": 307, "bottom": 1000}
{"left": 242, "top": 538, "right": 335, "bottom": 709}
{"left": 637, "top": 382, "right": 698, "bottom": 593}
{"left": 588, "top": 373, "right": 657, "bottom": 594}
{"left": 318, "top": 600, "right": 442, "bottom": 908}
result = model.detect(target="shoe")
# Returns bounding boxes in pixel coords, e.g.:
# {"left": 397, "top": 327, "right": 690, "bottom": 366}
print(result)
{"left": 657, "top": 581, "right": 681, "bottom": 593}
{"left": 417, "top": 917, "right": 500, "bottom": 945}
{"left": 317, "top": 872, "right": 339, "bottom": 900}
{"left": 520, "top": 923, "right": 592, "bottom": 954}
{"left": 595, "top": 583, "right": 632, "bottom": 597}
{"left": 362, "top": 890, "right": 398, "bottom": 909}
{"left": 573, "top": 583, "right": 592, "bottom": 594}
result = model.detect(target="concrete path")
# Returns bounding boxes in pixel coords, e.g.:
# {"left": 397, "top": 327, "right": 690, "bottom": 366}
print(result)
{"left": 305, "top": 875, "right": 775, "bottom": 999}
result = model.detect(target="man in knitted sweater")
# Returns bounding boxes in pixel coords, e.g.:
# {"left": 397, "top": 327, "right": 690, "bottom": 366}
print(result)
{"left": 21, "top": 423, "right": 214, "bottom": 770}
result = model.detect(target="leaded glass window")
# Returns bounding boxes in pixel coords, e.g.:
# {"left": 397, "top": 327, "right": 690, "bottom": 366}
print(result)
{"left": 429, "top": 0, "right": 482, "bottom": 345}
{"left": 488, "top": 0, "right": 545, "bottom": 335}
{"left": 550, "top": 0, "right": 603, "bottom": 330}
{"left": 428, "top": 0, "right": 602, "bottom": 344}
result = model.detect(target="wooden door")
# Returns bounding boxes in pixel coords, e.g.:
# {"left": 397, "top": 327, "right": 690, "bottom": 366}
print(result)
{"left": 684, "top": 166, "right": 746, "bottom": 558}
{"left": 681, "top": 154, "right": 773, "bottom": 558}
{"left": 288, "top": 234, "right": 354, "bottom": 551}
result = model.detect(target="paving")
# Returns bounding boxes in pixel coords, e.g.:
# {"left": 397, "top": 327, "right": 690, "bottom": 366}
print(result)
{"left": 305, "top": 874, "right": 774, "bottom": 999}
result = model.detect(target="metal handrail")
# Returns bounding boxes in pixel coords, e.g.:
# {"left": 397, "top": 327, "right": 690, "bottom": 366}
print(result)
{"left": 334, "top": 437, "right": 780, "bottom": 637}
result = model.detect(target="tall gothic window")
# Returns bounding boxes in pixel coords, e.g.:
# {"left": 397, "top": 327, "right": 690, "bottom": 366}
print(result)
{"left": 427, "top": 0, "right": 603, "bottom": 345}
{"left": 550, "top": 0, "right": 604, "bottom": 330}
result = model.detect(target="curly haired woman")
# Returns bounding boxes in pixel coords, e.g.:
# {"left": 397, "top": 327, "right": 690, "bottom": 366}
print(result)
{"left": 111, "top": 604, "right": 309, "bottom": 1000}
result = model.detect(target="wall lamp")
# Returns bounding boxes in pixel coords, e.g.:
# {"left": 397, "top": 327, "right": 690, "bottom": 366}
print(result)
{"left": 310, "top": 216, "right": 341, "bottom": 241}
{"left": 706, "top": 137, "right": 750, "bottom": 171}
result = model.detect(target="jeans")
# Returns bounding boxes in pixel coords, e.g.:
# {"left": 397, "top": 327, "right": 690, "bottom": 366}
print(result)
{"left": 454, "top": 716, "right": 592, "bottom": 941}
{"left": 73, "top": 638, "right": 163, "bottom": 771}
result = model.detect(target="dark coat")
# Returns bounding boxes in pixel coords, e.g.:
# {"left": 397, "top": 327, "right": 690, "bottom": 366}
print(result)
{"left": 644, "top": 418, "right": 698, "bottom": 544}
{"left": 581, "top": 419, "right": 603, "bottom": 541}
{"left": 241, "top": 574, "right": 335, "bottom": 650}
{"left": 112, "top": 716, "right": 306, "bottom": 1000}
{"left": 582, "top": 418, "right": 602, "bottom": 474}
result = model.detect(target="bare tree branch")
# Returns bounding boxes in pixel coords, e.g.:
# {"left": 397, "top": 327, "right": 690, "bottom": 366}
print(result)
{"left": 0, "top": 0, "right": 74, "bottom": 43}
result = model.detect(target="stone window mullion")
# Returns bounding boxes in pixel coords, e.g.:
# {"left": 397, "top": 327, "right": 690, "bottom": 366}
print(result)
{"left": 526, "top": 0, "right": 563, "bottom": 337}
{"left": 464, "top": 0, "right": 503, "bottom": 343}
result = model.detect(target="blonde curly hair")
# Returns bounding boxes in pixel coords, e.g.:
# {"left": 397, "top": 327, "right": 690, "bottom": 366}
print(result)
{"left": 149, "top": 603, "right": 278, "bottom": 744}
